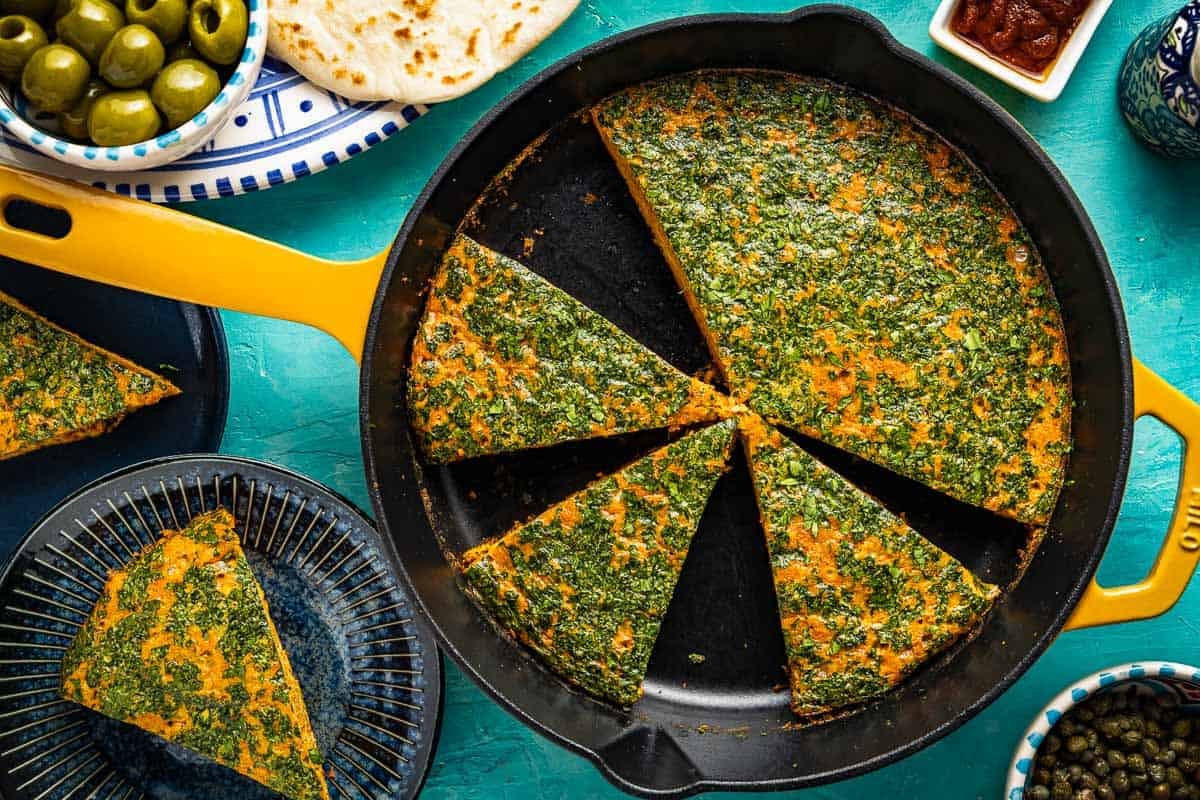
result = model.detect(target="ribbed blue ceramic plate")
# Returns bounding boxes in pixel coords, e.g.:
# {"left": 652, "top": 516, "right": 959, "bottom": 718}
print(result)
{"left": 0, "top": 57, "right": 427, "bottom": 203}
{"left": 0, "top": 455, "right": 441, "bottom": 800}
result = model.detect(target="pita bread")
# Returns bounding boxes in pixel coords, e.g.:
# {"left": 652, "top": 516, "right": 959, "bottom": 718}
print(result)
{"left": 267, "top": 0, "right": 579, "bottom": 103}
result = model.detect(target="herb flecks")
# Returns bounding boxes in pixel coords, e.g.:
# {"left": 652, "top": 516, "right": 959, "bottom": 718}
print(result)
{"left": 460, "top": 420, "right": 736, "bottom": 706}
{"left": 60, "top": 510, "right": 329, "bottom": 800}
{"left": 740, "top": 415, "right": 998, "bottom": 716}
{"left": 594, "top": 70, "right": 1072, "bottom": 525}
{"left": 408, "top": 235, "right": 735, "bottom": 463}
{"left": 0, "top": 291, "right": 178, "bottom": 459}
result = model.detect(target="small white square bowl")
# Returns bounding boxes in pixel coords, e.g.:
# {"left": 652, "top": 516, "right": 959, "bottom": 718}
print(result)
{"left": 929, "top": 0, "right": 1114, "bottom": 102}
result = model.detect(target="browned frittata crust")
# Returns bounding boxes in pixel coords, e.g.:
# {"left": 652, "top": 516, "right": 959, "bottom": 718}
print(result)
{"left": 0, "top": 291, "right": 179, "bottom": 460}
{"left": 740, "top": 415, "right": 998, "bottom": 715}
{"left": 408, "top": 235, "right": 735, "bottom": 463}
{"left": 593, "top": 70, "right": 1071, "bottom": 525}
{"left": 460, "top": 420, "right": 736, "bottom": 705}
{"left": 60, "top": 509, "right": 329, "bottom": 800}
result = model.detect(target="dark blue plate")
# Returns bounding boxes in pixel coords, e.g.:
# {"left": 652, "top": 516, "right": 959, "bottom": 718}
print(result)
{"left": 0, "top": 257, "right": 229, "bottom": 555}
{"left": 0, "top": 455, "right": 441, "bottom": 800}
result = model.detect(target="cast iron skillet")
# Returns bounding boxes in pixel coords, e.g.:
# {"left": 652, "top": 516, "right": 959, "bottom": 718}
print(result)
{"left": 1, "top": 7, "right": 1199, "bottom": 797}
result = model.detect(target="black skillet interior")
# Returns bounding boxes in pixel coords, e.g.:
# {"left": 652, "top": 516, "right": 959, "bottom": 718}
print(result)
{"left": 0, "top": 249, "right": 229, "bottom": 556}
{"left": 363, "top": 6, "right": 1133, "bottom": 796}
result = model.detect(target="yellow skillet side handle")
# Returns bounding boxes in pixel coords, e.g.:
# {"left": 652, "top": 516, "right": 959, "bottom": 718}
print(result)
{"left": 0, "top": 164, "right": 387, "bottom": 362}
{"left": 1065, "top": 359, "right": 1200, "bottom": 630}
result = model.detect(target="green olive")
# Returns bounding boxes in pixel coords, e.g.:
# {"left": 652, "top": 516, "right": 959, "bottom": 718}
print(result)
{"left": 20, "top": 42, "right": 88, "bottom": 111}
{"left": 149, "top": 57, "right": 215, "bottom": 128}
{"left": 0, "top": 15, "right": 46, "bottom": 81}
{"left": 98, "top": 23, "right": 161, "bottom": 87}
{"left": 55, "top": 75, "right": 102, "bottom": 137}
{"left": 124, "top": 0, "right": 181, "bottom": 43}
{"left": 55, "top": 0, "right": 123, "bottom": 63}
{"left": 187, "top": 0, "right": 244, "bottom": 65}
{"left": 163, "top": 36, "right": 196, "bottom": 62}
{"left": 86, "top": 87, "right": 157, "bottom": 144}
{"left": 0, "top": 0, "right": 54, "bottom": 21}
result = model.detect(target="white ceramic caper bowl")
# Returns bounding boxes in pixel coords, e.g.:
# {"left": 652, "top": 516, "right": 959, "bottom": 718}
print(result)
{"left": 0, "top": 0, "right": 266, "bottom": 171}
{"left": 1006, "top": 662, "right": 1200, "bottom": 799}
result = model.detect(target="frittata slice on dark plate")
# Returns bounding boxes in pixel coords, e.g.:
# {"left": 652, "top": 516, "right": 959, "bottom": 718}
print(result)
{"left": 0, "top": 290, "right": 179, "bottom": 460}
{"left": 739, "top": 415, "right": 998, "bottom": 716}
{"left": 408, "top": 234, "right": 736, "bottom": 463}
{"left": 593, "top": 70, "right": 1071, "bottom": 525}
{"left": 460, "top": 419, "right": 736, "bottom": 706}
{"left": 60, "top": 509, "right": 329, "bottom": 800}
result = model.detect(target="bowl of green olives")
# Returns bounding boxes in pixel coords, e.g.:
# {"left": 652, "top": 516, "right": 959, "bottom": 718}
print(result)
{"left": 1008, "top": 662, "right": 1200, "bottom": 800}
{"left": 0, "top": 0, "right": 265, "bottom": 170}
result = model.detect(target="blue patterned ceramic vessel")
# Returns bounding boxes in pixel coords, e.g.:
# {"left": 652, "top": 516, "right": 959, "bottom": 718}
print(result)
{"left": 1119, "top": 2, "right": 1200, "bottom": 158}
{"left": 1005, "top": 662, "right": 1200, "bottom": 799}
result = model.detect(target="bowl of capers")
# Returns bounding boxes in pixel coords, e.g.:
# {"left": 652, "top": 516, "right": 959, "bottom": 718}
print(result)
{"left": 1008, "top": 662, "right": 1200, "bottom": 800}
{"left": 0, "top": 0, "right": 265, "bottom": 171}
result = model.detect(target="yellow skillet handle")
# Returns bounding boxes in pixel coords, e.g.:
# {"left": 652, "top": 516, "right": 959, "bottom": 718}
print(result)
{"left": 0, "top": 164, "right": 388, "bottom": 362}
{"left": 1065, "top": 359, "right": 1200, "bottom": 630}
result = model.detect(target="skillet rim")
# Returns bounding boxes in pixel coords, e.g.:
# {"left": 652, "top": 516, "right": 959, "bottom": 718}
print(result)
{"left": 359, "top": 5, "right": 1135, "bottom": 796}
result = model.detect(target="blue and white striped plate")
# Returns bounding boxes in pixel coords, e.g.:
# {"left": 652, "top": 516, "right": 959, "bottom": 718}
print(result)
{"left": 0, "top": 57, "right": 427, "bottom": 203}
{"left": 0, "top": 455, "right": 441, "bottom": 800}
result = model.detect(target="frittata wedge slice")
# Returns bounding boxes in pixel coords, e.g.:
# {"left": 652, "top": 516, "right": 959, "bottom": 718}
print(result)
{"left": 61, "top": 509, "right": 329, "bottom": 800}
{"left": 408, "top": 234, "right": 736, "bottom": 463}
{"left": 740, "top": 415, "right": 998, "bottom": 716}
{"left": 593, "top": 70, "right": 1071, "bottom": 525}
{"left": 0, "top": 290, "right": 179, "bottom": 460}
{"left": 461, "top": 419, "right": 736, "bottom": 705}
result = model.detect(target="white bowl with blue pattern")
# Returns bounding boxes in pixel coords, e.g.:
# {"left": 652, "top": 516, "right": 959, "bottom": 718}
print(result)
{"left": 0, "top": 0, "right": 267, "bottom": 171}
{"left": 1006, "top": 662, "right": 1200, "bottom": 799}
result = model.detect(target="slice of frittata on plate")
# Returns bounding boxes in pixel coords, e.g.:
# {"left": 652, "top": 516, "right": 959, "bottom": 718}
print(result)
{"left": 60, "top": 509, "right": 329, "bottom": 800}
{"left": 460, "top": 419, "right": 736, "bottom": 705}
{"left": 408, "top": 234, "right": 735, "bottom": 463}
{"left": 593, "top": 70, "right": 1071, "bottom": 525}
{"left": 0, "top": 291, "right": 179, "bottom": 460}
{"left": 739, "top": 415, "right": 998, "bottom": 716}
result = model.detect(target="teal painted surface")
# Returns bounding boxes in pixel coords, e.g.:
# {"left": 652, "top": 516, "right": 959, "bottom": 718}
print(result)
{"left": 183, "top": 1, "right": 1200, "bottom": 797}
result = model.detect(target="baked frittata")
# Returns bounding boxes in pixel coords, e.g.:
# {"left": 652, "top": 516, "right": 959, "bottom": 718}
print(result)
{"left": 461, "top": 419, "right": 736, "bottom": 705}
{"left": 60, "top": 509, "right": 329, "bottom": 800}
{"left": 0, "top": 291, "right": 178, "bottom": 460}
{"left": 593, "top": 70, "right": 1071, "bottom": 525}
{"left": 740, "top": 415, "right": 998, "bottom": 716}
{"left": 409, "top": 235, "right": 735, "bottom": 463}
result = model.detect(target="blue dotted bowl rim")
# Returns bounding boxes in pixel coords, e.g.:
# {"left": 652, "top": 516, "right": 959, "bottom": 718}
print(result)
{"left": 1005, "top": 661, "right": 1200, "bottom": 799}
{"left": 0, "top": 0, "right": 268, "bottom": 168}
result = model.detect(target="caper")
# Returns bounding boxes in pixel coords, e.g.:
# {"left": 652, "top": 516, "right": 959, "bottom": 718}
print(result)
{"left": 1111, "top": 752, "right": 1129, "bottom": 769}
{"left": 1082, "top": 773, "right": 1100, "bottom": 789}
{"left": 1166, "top": 766, "right": 1184, "bottom": 787}
{"left": 1154, "top": 785, "right": 1173, "bottom": 800}
{"left": 1097, "top": 788, "right": 1115, "bottom": 800}
{"left": 1095, "top": 761, "right": 1112, "bottom": 778}
{"left": 1161, "top": 751, "right": 1178, "bottom": 766}
{"left": 1078, "top": 790, "right": 1097, "bottom": 800}
{"left": 1043, "top": 755, "right": 1060, "bottom": 768}
{"left": 1126, "top": 732, "right": 1146, "bottom": 748}
{"left": 1112, "top": 770, "right": 1131, "bottom": 793}
{"left": 1070, "top": 737, "right": 1091, "bottom": 755}
{"left": 1103, "top": 721, "right": 1124, "bottom": 739}
{"left": 1046, "top": 735, "right": 1064, "bottom": 754}
{"left": 1130, "top": 754, "right": 1148, "bottom": 773}
{"left": 1173, "top": 721, "right": 1193, "bottom": 739}
{"left": 1054, "top": 783, "right": 1075, "bottom": 800}
{"left": 1030, "top": 787, "right": 1051, "bottom": 800}
{"left": 1132, "top": 774, "right": 1149, "bottom": 789}
{"left": 1149, "top": 765, "right": 1167, "bottom": 784}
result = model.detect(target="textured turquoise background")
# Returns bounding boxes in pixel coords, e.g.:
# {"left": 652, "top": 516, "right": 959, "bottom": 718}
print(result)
{"left": 184, "top": 1, "right": 1200, "bottom": 797}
